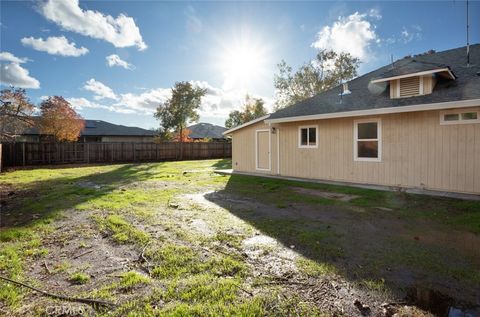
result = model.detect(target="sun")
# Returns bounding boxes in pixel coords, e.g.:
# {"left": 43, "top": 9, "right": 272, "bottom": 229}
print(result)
{"left": 218, "top": 36, "right": 269, "bottom": 92}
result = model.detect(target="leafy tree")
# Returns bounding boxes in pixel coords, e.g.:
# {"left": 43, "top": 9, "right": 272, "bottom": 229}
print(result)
{"left": 173, "top": 128, "right": 192, "bottom": 142}
{"left": 39, "top": 96, "right": 85, "bottom": 142}
{"left": 225, "top": 95, "right": 268, "bottom": 129}
{"left": 273, "top": 50, "right": 360, "bottom": 110}
{"left": 0, "top": 87, "right": 34, "bottom": 141}
{"left": 154, "top": 82, "right": 206, "bottom": 141}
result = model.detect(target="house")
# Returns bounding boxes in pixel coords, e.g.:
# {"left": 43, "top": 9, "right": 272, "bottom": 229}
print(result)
{"left": 186, "top": 122, "right": 228, "bottom": 141}
{"left": 18, "top": 119, "right": 156, "bottom": 143}
{"left": 224, "top": 44, "right": 480, "bottom": 195}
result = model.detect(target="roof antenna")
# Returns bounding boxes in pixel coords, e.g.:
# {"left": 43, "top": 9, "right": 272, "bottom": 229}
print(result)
{"left": 466, "top": 0, "right": 470, "bottom": 67}
{"left": 390, "top": 54, "right": 395, "bottom": 69}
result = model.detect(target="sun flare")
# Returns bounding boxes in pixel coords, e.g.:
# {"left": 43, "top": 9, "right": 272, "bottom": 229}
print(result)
{"left": 219, "top": 37, "right": 269, "bottom": 91}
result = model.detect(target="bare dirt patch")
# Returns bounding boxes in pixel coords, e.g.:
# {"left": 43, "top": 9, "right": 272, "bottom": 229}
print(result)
{"left": 188, "top": 219, "right": 215, "bottom": 237}
{"left": 17, "top": 210, "right": 157, "bottom": 315}
{"left": 2, "top": 161, "right": 479, "bottom": 316}
{"left": 290, "top": 186, "right": 360, "bottom": 201}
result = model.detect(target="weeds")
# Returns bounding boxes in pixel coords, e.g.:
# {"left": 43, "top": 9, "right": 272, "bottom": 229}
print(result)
{"left": 69, "top": 272, "right": 90, "bottom": 284}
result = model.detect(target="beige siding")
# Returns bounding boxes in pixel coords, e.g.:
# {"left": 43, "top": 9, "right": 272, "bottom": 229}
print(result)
{"left": 231, "top": 106, "right": 480, "bottom": 194}
{"left": 423, "top": 75, "right": 436, "bottom": 94}
{"left": 232, "top": 121, "right": 271, "bottom": 174}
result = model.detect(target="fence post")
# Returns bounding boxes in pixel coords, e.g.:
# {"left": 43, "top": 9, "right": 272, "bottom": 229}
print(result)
{"left": 22, "top": 143, "right": 26, "bottom": 166}
{"left": 133, "top": 143, "right": 136, "bottom": 162}
{"left": 87, "top": 143, "right": 90, "bottom": 163}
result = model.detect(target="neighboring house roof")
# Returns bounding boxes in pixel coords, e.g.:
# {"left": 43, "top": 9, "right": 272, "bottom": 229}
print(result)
{"left": 223, "top": 114, "right": 271, "bottom": 135}
{"left": 187, "top": 122, "right": 227, "bottom": 139}
{"left": 22, "top": 119, "right": 156, "bottom": 137}
{"left": 267, "top": 44, "right": 480, "bottom": 123}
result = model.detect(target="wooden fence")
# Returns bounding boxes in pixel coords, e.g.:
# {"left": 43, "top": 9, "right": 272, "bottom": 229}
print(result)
{"left": 0, "top": 142, "right": 231, "bottom": 168}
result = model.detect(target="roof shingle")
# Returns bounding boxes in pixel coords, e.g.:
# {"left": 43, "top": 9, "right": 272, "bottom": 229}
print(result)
{"left": 269, "top": 44, "right": 480, "bottom": 121}
{"left": 23, "top": 119, "right": 156, "bottom": 137}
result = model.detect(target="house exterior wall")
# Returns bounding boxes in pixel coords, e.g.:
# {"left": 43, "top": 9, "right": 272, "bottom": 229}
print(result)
{"left": 231, "top": 106, "right": 480, "bottom": 194}
{"left": 232, "top": 121, "right": 277, "bottom": 174}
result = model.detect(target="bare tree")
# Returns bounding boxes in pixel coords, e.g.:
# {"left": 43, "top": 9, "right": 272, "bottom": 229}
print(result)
{"left": 0, "top": 88, "right": 35, "bottom": 142}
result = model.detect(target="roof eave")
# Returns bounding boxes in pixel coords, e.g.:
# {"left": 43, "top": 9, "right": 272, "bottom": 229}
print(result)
{"left": 265, "top": 99, "right": 480, "bottom": 124}
{"left": 223, "top": 114, "right": 271, "bottom": 135}
{"left": 370, "top": 68, "right": 456, "bottom": 84}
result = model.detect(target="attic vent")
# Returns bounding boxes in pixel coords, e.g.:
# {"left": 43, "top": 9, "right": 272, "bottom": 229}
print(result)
{"left": 399, "top": 76, "right": 420, "bottom": 97}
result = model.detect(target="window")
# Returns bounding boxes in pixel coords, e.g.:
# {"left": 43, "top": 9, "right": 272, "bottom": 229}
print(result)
{"left": 298, "top": 126, "right": 318, "bottom": 148}
{"left": 440, "top": 110, "right": 480, "bottom": 125}
{"left": 354, "top": 119, "right": 381, "bottom": 162}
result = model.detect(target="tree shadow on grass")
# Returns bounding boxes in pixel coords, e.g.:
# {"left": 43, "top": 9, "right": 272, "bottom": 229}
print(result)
{"left": 211, "top": 159, "right": 232, "bottom": 170}
{"left": 0, "top": 163, "right": 160, "bottom": 229}
{"left": 204, "top": 173, "right": 480, "bottom": 312}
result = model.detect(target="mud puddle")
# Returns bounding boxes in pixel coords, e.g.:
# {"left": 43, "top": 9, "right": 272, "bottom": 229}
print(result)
{"left": 407, "top": 288, "right": 480, "bottom": 317}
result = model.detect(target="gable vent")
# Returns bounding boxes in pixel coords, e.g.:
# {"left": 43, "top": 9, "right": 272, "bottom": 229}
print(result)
{"left": 399, "top": 76, "right": 420, "bottom": 97}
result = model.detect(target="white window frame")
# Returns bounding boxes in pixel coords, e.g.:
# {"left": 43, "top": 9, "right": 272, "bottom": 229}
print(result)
{"left": 298, "top": 125, "right": 318, "bottom": 149}
{"left": 255, "top": 129, "right": 271, "bottom": 171}
{"left": 353, "top": 118, "right": 382, "bottom": 162}
{"left": 439, "top": 109, "right": 480, "bottom": 125}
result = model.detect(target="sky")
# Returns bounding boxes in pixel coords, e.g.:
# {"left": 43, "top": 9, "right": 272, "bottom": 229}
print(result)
{"left": 1, "top": 0, "right": 479, "bottom": 130}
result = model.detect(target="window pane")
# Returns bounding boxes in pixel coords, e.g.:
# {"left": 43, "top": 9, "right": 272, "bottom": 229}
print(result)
{"left": 357, "top": 122, "right": 378, "bottom": 139}
{"left": 301, "top": 128, "right": 308, "bottom": 146}
{"left": 444, "top": 113, "right": 459, "bottom": 121}
{"left": 357, "top": 141, "right": 378, "bottom": 158}
{"left": 461, "top": 112, "right": 478, "bottom": 120}
{"left": 308, "top": 128, "right": 316, "bottom": 145}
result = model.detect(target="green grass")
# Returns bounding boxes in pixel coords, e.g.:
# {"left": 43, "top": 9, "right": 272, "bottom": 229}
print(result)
{"left": 382, "top": 238, "right": 480, "bottom": 284}
{"left": 147, "top": 242, "right": 245, "bottom": 279}
{"left": 119, "top": 271, "right": 151, "bottom": 289}
{"left": 296, "top": 258, "right": 337, "bottom": 277}
{"left": 1, "top": 158, "right": 479, "bottom": 315}
{"left": 69, "top": 272, "right": 90, "bottom": 284}
{"left": 94, "top": 214, "right": 150, "bottom": 245}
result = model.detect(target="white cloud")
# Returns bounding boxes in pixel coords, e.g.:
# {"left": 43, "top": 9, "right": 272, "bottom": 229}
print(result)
{"left": 39, "top": 0, "right": 147, "bottom": 50}
{"left": 191, "top": 81, "right": 273, "bottom": 119}
{"left": 401, "top": 25, "right": 422, "bottom": 43}
{"left": 116, "top": 88, "right": 172, "bottom": 114}
{"left": 0, "top": 51, "right": 30, "bottom": 63}
{"left": 184, "top": 6, "right": 202, "bottom": 34}
{"left": 84, "top": 78, "right": 118, "bottom": 100}
{"left": 0, "top": 63, "right": 40, "bottom": 89}
{"left": 68, "top": 80, "right": 271, "bottom": 123}
{"left": 106, "top": 54, "right": 135, "bottom": 70}
{"left": 67, "top": 97, "right": 136, "bottom": 114}
{"left": 368, "top": 8, "right": 382, "bottom": 20}
{"left": 0, "top": 52, "right": 40, "bottom": 89}
{"left": 312, "top": 11, "right": 379, "bottom": 61}
{"left": 21, "top": 36, "right": 88, "bottom": 57}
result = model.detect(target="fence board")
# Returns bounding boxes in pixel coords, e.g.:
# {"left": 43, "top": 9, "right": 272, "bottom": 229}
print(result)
{"left": 0, "top": 142, "right": 231, "bottom": 168}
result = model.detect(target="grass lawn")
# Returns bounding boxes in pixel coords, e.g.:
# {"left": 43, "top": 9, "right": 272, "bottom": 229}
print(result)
{"left": 0, "top": 159, "right": 479, "bottom": 316}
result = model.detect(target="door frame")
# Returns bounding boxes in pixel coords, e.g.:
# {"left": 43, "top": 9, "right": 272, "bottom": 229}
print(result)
{"left": 255, "top": 129, "right": 271, "bottom": 171}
